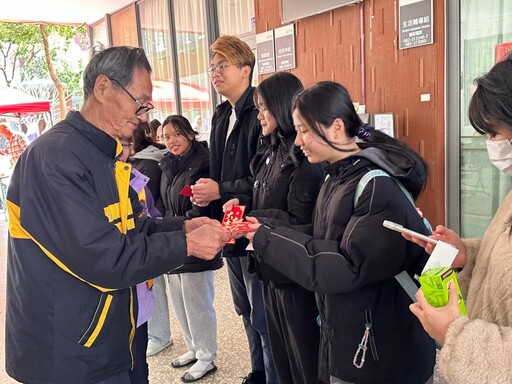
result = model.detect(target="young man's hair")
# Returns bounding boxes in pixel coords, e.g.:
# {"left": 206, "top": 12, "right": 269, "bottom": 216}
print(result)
{"left": 210, "top": 35, "right": 255, "bottom": 82}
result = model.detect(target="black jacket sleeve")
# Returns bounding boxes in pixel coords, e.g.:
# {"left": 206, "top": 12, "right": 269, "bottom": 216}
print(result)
{"left": 253, "top": 176, "right": 428, "bottom": 295}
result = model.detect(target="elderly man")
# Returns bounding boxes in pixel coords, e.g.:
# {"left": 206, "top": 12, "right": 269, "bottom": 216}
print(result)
{"left": 4, "top": 46, "right": 229, "bottom": 384}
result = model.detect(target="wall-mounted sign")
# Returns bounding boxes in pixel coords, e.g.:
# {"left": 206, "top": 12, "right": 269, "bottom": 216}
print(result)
{"left": 256, "top": 30, "right": 276, "bottom": 74}
{"left": 274, "top": 24, "right": 296, "bottom": 71}
{"left": 373, "top": 113, "right": 395, "bottom": 138}
{"left": 399, "top": 0, "right": 433, "bottom": 50}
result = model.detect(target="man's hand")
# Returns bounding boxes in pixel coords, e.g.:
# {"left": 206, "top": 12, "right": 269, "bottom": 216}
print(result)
{"left": 409, "top": 282, "right": 461, "bottom": 344}
{"left": 186, "top": 223, "right": 230, "bottom": 260}
{"left": 184, "top": 217, "right": 220, "bottom": 233}
{"left": 191, "top": 178, "right": 221, "bottom": 203}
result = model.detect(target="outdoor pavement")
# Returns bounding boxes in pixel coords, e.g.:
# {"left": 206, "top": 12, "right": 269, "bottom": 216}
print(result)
{"left": 0, "top": 216, "right": 448, "bottom": 383}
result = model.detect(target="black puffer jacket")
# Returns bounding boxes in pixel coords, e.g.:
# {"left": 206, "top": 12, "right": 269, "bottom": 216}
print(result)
{"left": 159, "top": 141, "right": 223, "bottom": 273}
{"left": 253, "top": 147, "right": 436, "bottom": 384}
{"left": 209, "top": 86, "right": 261, "bottom": 257}
{"left": 246, "top": 136, "right": 324, "bottom": 283}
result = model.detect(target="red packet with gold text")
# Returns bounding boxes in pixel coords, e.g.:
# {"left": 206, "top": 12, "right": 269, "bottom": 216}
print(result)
{"left": 222, "top": 205, "right": 246, "bottom": 244}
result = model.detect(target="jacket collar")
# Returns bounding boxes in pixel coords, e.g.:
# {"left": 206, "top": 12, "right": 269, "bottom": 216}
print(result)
{"left": 66, "top": 110, "right": 120, "bottom": 158}
{"left": 234, "top": 85, "right": 254, "bottom": 118}
{"left": 324, "top": 157, "right": 371, "bottom": 180}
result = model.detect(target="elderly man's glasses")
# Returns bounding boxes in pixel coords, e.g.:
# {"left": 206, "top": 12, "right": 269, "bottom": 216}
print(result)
{"left": 108, "top": 77, "right": 154, "bottom": 116}
{"left": 207, "top": 64, "right": 231, "bottom": 77}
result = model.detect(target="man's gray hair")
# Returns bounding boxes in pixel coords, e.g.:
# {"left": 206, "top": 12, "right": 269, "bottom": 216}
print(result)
{"left": 83, "top": 46, "right": 152, "bottom": 99}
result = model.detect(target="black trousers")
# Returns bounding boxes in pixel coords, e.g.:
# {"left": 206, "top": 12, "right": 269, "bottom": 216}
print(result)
{"left": 95, "top": 371, "right": 130, "bottom": 384}
{"left": 128, "top": 322, "right": 149, "bottom": 384}
{"left": 263, "top": 282, "right": 324, "bottom": 384}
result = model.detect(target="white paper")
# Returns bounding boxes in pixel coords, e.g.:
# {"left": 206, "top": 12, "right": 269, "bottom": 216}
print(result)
{"left": 421, "top": 240, "right": 459, "bottom": 274}
{"left": 374, "top": 113, "right": 394, "bottom": 137}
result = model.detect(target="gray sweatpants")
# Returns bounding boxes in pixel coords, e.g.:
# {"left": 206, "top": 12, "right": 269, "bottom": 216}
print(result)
{"left": 167, "top": 270, "right": 217, "bottom": 362}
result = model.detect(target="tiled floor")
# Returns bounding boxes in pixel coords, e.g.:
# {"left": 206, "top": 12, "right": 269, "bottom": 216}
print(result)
{"left": 0, "top": 218, "right": 447, "bottom": 383}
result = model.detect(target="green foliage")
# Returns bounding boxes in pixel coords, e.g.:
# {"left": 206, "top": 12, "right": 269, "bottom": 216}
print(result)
{"left": 0, "top": 22, "right": 88, "bottom": 94}
{"left": 0, "top": 22, "right": 41, "bottom": 51}
{"left": 21, "top": 56, "right": 47, "bottom": 81}
{"left": 57, "top": 60, "right": 84, "bottom": 94}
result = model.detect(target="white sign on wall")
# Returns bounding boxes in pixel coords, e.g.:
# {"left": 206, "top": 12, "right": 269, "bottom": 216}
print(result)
{"left": 274, "top": 24, "right": 296, "bottom": 71}
{"left": 256, "top": 30, "right": 276, "bottom": 74}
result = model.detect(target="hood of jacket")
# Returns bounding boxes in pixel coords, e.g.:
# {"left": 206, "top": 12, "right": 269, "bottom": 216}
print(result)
{"left": 131, "top": 145, "right": 168, "bottom": 162}
{"left": 353, "top": 146, "right": 427, "bottom": 199}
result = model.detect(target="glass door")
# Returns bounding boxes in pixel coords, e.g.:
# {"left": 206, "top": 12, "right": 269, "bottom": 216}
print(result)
{"left": 459, "top": 0, "right": 512, "bottom": 238}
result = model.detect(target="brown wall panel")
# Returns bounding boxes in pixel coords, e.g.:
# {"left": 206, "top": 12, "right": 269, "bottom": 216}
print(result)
{"left": 364, "top": 0, "right": 445, "bottom": 226}
{"left": 255, "top": 0, "right": 445, "bottom": 226}
{"left": 255, "top": 0, "right": 362, "bottom": 100}
{"left": 110, "top": 4, "right": 139, "bottom": 47}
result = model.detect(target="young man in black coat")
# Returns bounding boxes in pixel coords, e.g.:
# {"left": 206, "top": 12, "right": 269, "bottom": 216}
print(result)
{"left": 191, "top": 35, "right": 277, "bottom": 384}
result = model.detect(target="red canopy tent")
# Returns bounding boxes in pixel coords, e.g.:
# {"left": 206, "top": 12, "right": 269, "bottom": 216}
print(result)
{"left": 151, "top": 80, "right": 210, "bottom": 110}
{"left": 0, "top": 86, "right": 51, "bottom": 116}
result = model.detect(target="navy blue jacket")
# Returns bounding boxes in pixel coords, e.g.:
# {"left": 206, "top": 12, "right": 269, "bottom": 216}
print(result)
{"left": 5, "top": 111, "right": 189, "bottom": 384}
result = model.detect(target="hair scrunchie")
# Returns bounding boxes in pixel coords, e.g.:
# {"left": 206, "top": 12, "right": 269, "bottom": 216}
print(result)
{"left": 356, "top": 123, "right": 374, "bottom": 141}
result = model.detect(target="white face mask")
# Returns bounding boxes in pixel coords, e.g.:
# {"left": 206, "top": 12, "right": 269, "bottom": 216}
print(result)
{"left": 486, "top": 139, "right": 512, "bottom": 176}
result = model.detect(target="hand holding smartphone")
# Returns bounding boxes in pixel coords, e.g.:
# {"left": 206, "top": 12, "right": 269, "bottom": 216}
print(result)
{"left": 382, "top": 220, "right": 438, "bottom": 245}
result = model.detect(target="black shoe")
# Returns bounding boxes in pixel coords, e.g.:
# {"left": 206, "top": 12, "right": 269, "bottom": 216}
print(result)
{"left": 241, "top": 371, "right": 266, "bottom": 384}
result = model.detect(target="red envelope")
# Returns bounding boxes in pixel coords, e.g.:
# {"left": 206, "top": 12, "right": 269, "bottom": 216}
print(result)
{"left": 222, "top": 205, "right": 246, "bottom": 243}
{"left": 179, "top": 185, "right": 193, "bottom": 197}
{"left": 222, "top": 205, "right": 246, "bottom": 226}
{"left": 224, "top": 221, "right": 254, "bottom": 234}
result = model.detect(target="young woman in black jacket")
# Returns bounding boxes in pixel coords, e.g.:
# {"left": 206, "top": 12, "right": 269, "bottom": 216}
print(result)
{"left": 246, "top": 81, "right": 436, "bottom": 384}
{"left": 159, "top": 115, "right": 222, "bottom": 382}
{"left": 224, "top": 72, "right": 324, "bottom": 384}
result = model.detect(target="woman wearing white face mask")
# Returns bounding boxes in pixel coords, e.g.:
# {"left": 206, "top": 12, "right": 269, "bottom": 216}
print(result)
{"left": 486, "top": 133, "right": 512, "bottom": 175}
{"left": 408, "top": 53, "right": 512, "bottom": 384}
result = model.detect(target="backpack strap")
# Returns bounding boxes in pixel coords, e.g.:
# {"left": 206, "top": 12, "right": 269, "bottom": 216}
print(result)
{"left": 354, "top": 169, "right": 420, "bottom": 303}
{"left": 354, "top": 169, "right": 415, "bottom": 209}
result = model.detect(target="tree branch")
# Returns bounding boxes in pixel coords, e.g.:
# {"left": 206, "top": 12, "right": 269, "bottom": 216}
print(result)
{"left": 40, "top": 24, "right": 67, "bottom": 120}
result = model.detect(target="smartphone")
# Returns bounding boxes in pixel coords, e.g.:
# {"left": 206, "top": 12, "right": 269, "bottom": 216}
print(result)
{"left": 382, "top": 220, "right": 438, "bottom": 245}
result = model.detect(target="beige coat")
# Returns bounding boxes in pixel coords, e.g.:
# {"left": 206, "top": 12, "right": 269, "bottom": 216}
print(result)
{"left": 439, "top": 190, "right": 512, "bottom": 383}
